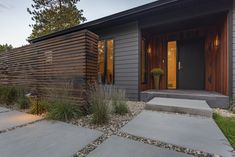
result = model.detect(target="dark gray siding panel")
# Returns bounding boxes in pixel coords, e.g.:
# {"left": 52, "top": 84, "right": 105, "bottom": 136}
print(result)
{"left": 233, "top": 0, "right": 235, "bottom": 94}
{"left": 95, "top": 22, "right": 140, "bottom": 100}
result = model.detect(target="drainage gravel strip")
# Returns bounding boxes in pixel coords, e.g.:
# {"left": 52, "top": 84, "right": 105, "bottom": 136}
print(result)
{"left": 73, "top": 129, "right": 219, "bottom": 157}
{"left": 71, "top": 101, "right": 219, "bottom": 157}
{"left": 0, "top": 119, "right": 44, "bottom": 134}
{"left": 0, "top": 110, "right": 10, "bottom": 114}
{"left": 116, "top": 132, "right": 219, "bottom": 157}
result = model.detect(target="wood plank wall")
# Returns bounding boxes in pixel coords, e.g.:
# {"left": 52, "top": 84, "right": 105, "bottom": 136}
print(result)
{"left": 0, "top": 30, "right": 98, "bottom": 104}
{"left": 205, "top": 17, "right": 229, "bottom": 95}
{"left": 142, "top": 23, "right": 229, "bottom": 95}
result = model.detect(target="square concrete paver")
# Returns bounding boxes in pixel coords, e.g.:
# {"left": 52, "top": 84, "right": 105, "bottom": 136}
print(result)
{"left": 87, "top": 136, "right": 193, "bottom": 157}
{"left": 121, "top": 111, "right": 234, "bottom": 157}
{"left": 0, "top": 111, "right": 42, "bottom": 131}
{"left": 0, "top": 107, "right": 10, "bottom": 113}
{"left": 0, "top": 120, "right": 102, "bottom": 157}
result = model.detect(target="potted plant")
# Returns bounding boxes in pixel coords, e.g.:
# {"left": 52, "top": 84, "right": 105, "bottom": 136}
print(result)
{"left": 151, "top": 68, "right": 164, "bottom": 90}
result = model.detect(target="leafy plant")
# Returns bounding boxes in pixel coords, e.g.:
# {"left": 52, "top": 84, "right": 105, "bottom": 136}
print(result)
{"left": 151, "top": 68, "right": 164, "bottom": 76}
{"left": 17, "top": 96, "right": 30, "bottom": 109}
{"left": 0, "top": 86, "right": 18, "bottom": 105}
{"left": 88, "top": 83, "right": 110, "bottom": 124}
{"left": 112, "top": 88, "right": 128, "bottom": 115}
{"left": 46, "top": 100, "right": 81, "bottom": 122}
{"left": 29, "top": 97, "right": 49, "bottom": 115}
{"left": 0, "top": 86, "right": 5, "bottom": 103}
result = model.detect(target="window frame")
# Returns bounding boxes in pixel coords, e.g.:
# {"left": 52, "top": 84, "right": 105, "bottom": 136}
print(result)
{"left": 141, "top": 38, "right": 148, "bottom": 84}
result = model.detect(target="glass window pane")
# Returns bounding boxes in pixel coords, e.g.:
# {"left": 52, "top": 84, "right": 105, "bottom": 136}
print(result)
{"left": 106, "top": 40, "right": 114, "bottom": 84}
{"left": 167, "top": 41, "right": 177, "bottom": 89}
{"left": 98, "top": 41, "right": 105, "bottom": 83}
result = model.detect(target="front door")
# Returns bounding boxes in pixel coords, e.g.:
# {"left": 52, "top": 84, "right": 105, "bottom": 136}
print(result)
{"left": 177, "top": 38, "right": 205, "bottom": 90}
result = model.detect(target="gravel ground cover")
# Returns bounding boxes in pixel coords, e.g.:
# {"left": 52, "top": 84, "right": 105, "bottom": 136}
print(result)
{"left": 213, "top": 108, "right": 235, "bottom": 118}
{"left": 2, "top": 101, "right": 231, "bottom": 157}
{"left": 71, "top": 101, "right": 145, "bottom": 157}
{"left": 72, "top": 101, "right": 221, "bottom": 157}
{"left": 71, "top": 101, "right": 145, "bottom": 135}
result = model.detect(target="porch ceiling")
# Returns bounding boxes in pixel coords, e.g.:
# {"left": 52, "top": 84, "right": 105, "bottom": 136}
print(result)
{"left": 141, "top": 12, "right": 227, "bottom": 35}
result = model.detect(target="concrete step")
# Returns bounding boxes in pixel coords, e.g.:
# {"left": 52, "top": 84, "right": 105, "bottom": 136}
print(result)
{"left": 145, "top": 97, "right": 213, "bottom": 117}
{"left": 141, "top": 90, "right": 230, "bottom": 109}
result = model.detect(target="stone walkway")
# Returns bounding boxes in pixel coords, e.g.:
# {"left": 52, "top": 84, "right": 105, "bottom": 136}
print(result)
{"left": 121, "top": 110, "right": 234, "bottom": 157}
{"left": 0, "top": 109, "right": 102, "bottom": 157}
{"left": 0, "top": 97, "right": 234, "bottom": 157}
{"left": 122, "top": 98, "right": 235, "bottom": 157}
{"left": 87, "top": 136, "right": 192, "bottom": 157}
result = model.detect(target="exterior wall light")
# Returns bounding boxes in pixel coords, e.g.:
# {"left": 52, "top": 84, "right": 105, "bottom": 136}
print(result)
{"left": 214, "top": 34, "right": 220, "bottom": 48}
{"left": 147, "top": 45, "right": 152, "bottom": 54}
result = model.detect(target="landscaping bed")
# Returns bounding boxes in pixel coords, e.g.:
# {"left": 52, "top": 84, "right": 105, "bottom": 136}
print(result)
{"left": 72, "top": 101, "right": 145, "bottom": 157}
{"left": 72, "top": 101, "right": 145, "bottom": 135}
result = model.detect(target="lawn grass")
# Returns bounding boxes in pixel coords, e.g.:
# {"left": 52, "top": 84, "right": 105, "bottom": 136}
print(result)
{"left": 213, "top": 113, "right": 235, "bottom": 149}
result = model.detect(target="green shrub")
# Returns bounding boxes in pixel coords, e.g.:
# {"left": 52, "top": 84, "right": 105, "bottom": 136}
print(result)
{"left": 0, "top": 86, "right": 5, "bottom": 103}
{"left": 112, "top": 88, "right": 128, "bottom": 115}
{"left": 151, "top": 68, "right": 164, "bottom": 76}
{"left": 88, "top": 84, "right": 110, "bottom": 124}
{"left": 29, "top": 97, "right": 49, "bottom": 115}
{"left": 0, "top": 86, "right": 18, "bottom": 105}
{"left": 17, "top": 96, "right": 29, "bottom": 109}
{"left": 46, "top": 100, "right": 81, "bottom": 122}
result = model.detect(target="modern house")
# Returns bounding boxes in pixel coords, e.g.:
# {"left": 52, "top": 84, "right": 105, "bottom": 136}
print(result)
{"left": 29, "top": 0, "right": 235, "bottom": 108}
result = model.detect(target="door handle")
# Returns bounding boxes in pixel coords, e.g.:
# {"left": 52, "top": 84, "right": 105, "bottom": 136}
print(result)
{"left": 178, "top": 61, "right": 182, "bottom": 70}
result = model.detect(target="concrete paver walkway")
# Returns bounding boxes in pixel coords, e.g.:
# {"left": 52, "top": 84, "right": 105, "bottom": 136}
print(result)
{"left": 0, "top": 120, "right": 102, "bottom": 157}
{"left": 1, "top": 101, "right": 234, "bottom": 157}
{"left": 87, "top": 136, "right": 193, "bottom": 157}
{"left": 0, "top": 111, "right": 42, "bottom": 131}
{"left": 122, "top": 110, "right": 234, "bottom": 157}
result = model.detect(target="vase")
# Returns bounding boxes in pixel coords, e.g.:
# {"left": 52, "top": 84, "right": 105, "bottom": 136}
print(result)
{"left": 153, "top": 75, "right": 160, "bottom": 90}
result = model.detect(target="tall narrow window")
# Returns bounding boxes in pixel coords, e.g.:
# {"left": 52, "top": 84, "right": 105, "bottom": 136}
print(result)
{"left": 106, "top": 40, "right": 114, "bottom": 84}
{"left": 98, "top": 39, "right": 114, "bottom": 84}
{"left": 98, "top": 41, "right": 105, "bottom": 83}
{"left": 141, "top": 39, "right": 147, "bottom": 83}
{"left": 167, "top": 41, "right": 177, "bottom": 89}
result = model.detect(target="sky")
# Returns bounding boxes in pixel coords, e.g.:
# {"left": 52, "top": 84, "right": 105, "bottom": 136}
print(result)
{"left": 0, "top": 0, "right": 156, "bottom": 48}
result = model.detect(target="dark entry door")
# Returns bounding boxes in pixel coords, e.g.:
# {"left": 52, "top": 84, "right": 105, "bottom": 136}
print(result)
{"left": 177, "top": 39, "right": 205, "bottom": 90}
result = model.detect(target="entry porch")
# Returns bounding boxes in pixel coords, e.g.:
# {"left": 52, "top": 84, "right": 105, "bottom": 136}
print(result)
{"left": 139, "top": 9, "right": 230, "bottom": 108}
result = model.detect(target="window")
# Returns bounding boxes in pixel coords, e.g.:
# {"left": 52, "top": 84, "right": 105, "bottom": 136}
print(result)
{"left": 167, "top": 41, "right": 177, "bottom": 89}
{"left": 141, "top": 39, "right": 147, "bottom": 83}
{"left": 98, "top": 39, "right": 114, "bottom": 84}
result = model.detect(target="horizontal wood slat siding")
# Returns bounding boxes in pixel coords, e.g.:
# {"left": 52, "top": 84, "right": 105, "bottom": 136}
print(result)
{"left": 0, "top": 30, "right": 98, "bottom": 104}
{"left": 95, "top": 22, "right": 140, "bottom": 100}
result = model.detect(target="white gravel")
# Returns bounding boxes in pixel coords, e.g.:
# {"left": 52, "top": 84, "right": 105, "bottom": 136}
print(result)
{"left": 71, "top": 101, "right": 145, "bottom": 135}
{"left": 213, "top": 108, "right": 235, "bottom": 117}
{"left": 72, "top": 101, "right": 145, "bottom": 157}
